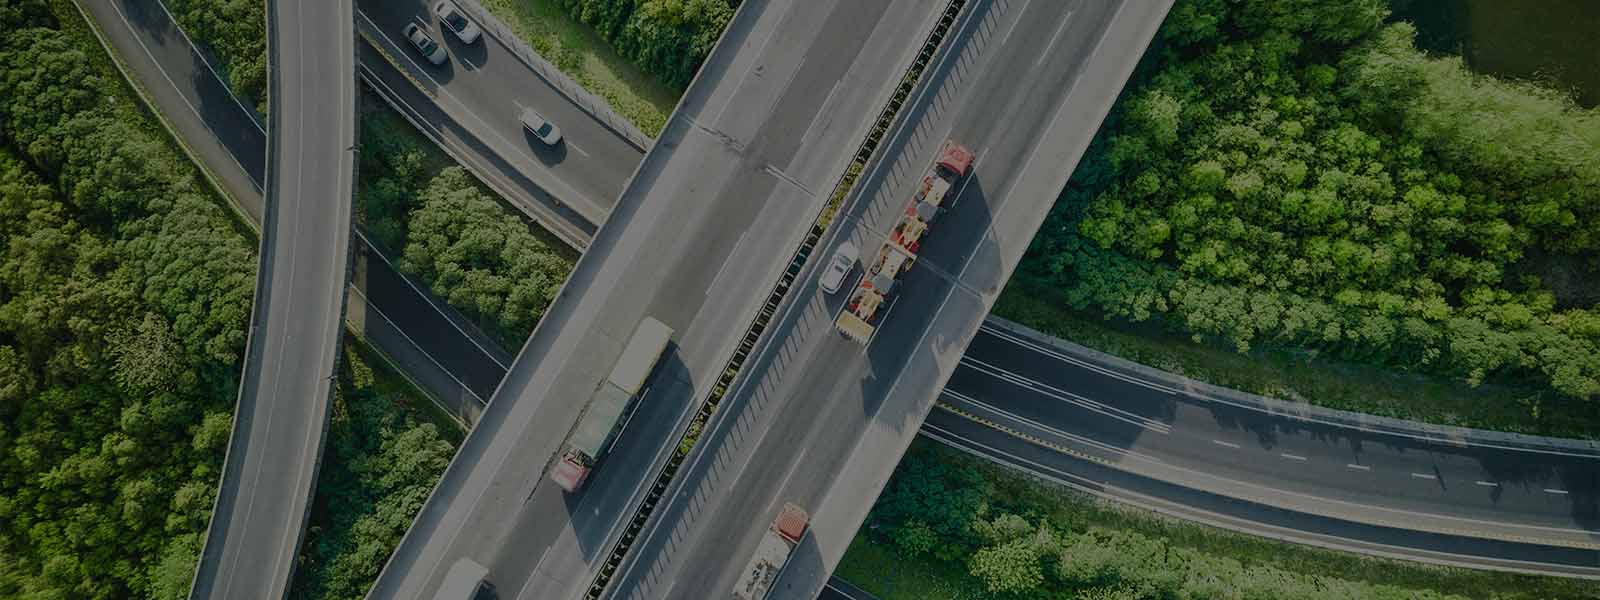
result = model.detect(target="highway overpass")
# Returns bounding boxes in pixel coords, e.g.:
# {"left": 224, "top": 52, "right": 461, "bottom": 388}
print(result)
{"left": 186, "top": 0, "right": 357, "bottom": 598}
{"left": 600, "top": 1, "right": 1175, "bottom": 598}
{"left": 364, "top": 0, "right": 957, "bottom": 597}
{"left": 86, "top": 0, "right": 1600, "bottom": 590}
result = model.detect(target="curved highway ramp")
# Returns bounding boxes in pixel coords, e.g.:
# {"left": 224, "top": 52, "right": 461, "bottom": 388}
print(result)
{"left": 188, "top": 0, "right": 357, "bottom": 598}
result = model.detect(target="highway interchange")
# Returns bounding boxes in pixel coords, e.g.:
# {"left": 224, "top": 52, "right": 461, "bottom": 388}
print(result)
{"left": 368, "top": 1, "right": 952, "bottom": 597}
{"left": 602, "top": 2, "right": 1178, "bottom": 597}
{"left": 79, "top": 0, "right": 1600, "bottom": 597}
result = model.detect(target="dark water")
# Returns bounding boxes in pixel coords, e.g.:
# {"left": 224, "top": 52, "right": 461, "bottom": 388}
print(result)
{"left": 1392, "top": 0, "right": 1600, "bottom": 108}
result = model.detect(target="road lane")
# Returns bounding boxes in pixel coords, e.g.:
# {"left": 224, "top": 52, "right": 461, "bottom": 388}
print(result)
{"left": 599, "top": 2, "right": 1174, "bottom": 598}
{"left": 364, "top": 1, "right": 943, "bottom": 597}
{"left": 186, "top": 0, "right": 357, "bottom": 598}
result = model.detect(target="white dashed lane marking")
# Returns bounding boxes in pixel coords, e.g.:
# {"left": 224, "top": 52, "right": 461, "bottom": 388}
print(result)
{"left": 1412, "top": 473, "right": 1438, "bottom": 480}
{"left": 1476, "top": 481, "right": 1499, "bottom": 487}
{"left": 1212, "top": 440, "right": 1240, "bottom": 449}
{"left": 1545, "top": 489, "right": 1570, "bottom": 495}
{"left": 1281, "top": 453, "right": 1307, "bottom": 462}
{"left": 1346, "top": 464, "right": 1371, "bottom": 471}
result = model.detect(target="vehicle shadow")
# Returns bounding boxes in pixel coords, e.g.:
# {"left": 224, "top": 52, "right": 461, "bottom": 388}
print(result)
{"left": 523, "top": 128, "right": 571, "bottom": 166}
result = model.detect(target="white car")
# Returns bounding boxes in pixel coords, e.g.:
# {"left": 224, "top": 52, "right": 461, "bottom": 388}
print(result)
{"left": 402, "top": 23, "right": 447, "bottom": 65}
{"left": 434, "top": 1, "right": 482, "bottom": 44}
{"left": 818, "top": 241, "right": 859, "bottom": 294}
{"left": 521, "top": 108, "right": 563, "bottom": 146}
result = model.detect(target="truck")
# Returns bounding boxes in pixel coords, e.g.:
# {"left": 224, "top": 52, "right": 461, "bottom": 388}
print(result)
{"left": 732, "top": 503, "right": 810, "bottom": 600}
{"left": 835, "top": 140, "right": 974, "bottom": 345}
{"left": 434, "top": 558, "right": 488, "bottom": 600}
{"left": 549, "top": 317, "right": 674, "bottom": 493}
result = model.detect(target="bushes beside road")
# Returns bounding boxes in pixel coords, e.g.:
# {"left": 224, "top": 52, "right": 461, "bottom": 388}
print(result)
{"left": 554, "top": 0, "right": 732, "bottom": 91}
{"left": 1013, "top": 0, "right": 1600, "bottom": 429}
{"left": 163, "top": 0, "right": 267, "bottom": 115}
{"left": 840, "top": 440, "right": 1598, "bottom": 600}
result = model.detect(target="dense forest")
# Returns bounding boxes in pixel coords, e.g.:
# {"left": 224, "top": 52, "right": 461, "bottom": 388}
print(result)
{"left": 164, "top": 0, "right": 267, "bottom": 115}
{"left": 0, "top": 2, "right": 256, "bottom": 597}
{"left": 855, "top": 442, "right": 1594, "bottom": 600}
{"left": 556, "top": 0, "right": 733, "bottom": 89}
{"left": 1020, "top": 0, "right": 1600, "bottom": 401}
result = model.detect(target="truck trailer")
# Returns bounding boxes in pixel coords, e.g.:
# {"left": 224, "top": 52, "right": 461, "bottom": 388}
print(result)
{"left": 549, "top": 317, "right": 674, "bottom": 493}
{"left": 732, "top": 503, "right": 810, "bottom": 600}
{"left": 835, "top": 140, "right": 974, "bottom": 345}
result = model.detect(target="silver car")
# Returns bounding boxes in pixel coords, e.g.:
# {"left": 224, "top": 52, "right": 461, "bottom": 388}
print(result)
{"left": 434, "top": 1, "right": 482, "bottom": 44}
{"left": 521, "top": 108, "right": 563, "bottom": 146}
{"left": 819, "top": 242, "right": 859, "bottom": 294}
{"left": 402, "top": 23, "right": 447, "bottom": 65}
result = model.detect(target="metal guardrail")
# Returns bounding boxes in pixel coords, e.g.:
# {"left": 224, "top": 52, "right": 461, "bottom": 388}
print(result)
{"left": 581, "top": 1, "right": 970, "bottom": 597}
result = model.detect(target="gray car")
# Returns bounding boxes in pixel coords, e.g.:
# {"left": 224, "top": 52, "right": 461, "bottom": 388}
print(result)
{"left": 520, "top": 108, "right": 563, "bottom": 146}
{"left": 402, "top": 23, "right": 447, "bottom": 65}
{"left": 434, "top": 1, "right": 482, "bottom": 44}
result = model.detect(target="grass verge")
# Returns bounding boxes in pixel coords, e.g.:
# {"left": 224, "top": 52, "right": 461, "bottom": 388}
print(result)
{"left": 993, "top": 277, "right": 1600, "bottom": 439}
{"left": 476, "top": 0, "right": 680, "bottom": 136}
{"left": 839, "top": 439, "right": 1600, "bottom": 600}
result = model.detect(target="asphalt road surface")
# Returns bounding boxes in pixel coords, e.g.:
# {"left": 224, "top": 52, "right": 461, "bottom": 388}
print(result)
{"left": 86, "top": 0, "right": 1600, "bottom": 588}
{"left": 356, "top": 0, "right": 644, "bottom": 235}
{"left": 187, "top": 0, "right": 357, "bottom": 598}
{"left": 600, "top": 1, "right": 1173, "bottom": 598}
{"left": 364, "top": 1, "right": 947, "bottom": 598}
{"left": 925, "top": 321, "right": 1600, "bottom": 577}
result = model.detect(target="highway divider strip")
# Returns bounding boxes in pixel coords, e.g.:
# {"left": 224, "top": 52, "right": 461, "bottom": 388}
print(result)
{"left": 582, "top": 1, "right": 971, "bottom": 597}
{"left": 931, "top": 401, "right": 1600, "bottom": 551}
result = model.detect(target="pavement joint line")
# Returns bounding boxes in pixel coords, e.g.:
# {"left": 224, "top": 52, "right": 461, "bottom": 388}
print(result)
{"left": 931, "top": 401, "right": 1600, "bottom": 550}
{"left": 1346, "top": 463, "right": 1371, "bottom": 471}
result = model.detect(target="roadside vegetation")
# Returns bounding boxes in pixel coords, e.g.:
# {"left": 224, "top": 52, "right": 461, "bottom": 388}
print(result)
{"left": 163, "top": 0, "right": 268, "bottom": 116}
{"left": 0, "top": 2, "right": 257, "bottom": 597}
{"left": 1008, "top": 0, "right": 1600, "bottom": 435}
{"left": 838, "top": 440, "right": 1600, "bottom": 600}
{"left": 357, "top": 89, "right": 577, "bottom": 350}
{"left": 480, "top": 0, "right": 735, "bottom": 136}
{"left": 290, "top": 337, "right": 460, "bottom": 600}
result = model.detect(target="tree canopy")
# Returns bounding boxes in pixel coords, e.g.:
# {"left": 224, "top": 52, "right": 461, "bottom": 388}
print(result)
{"left": 1023, "top": 0, "right": 1600, "bottom": 400}
{"left": 0, "top": 3, "right": 255, "bottom": 597}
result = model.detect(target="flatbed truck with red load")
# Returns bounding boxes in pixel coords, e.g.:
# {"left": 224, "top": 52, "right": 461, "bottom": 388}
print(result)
{"left": 835, "top": 140, "right": 974, "bottom": 345}
{"left": 732, "top": 503, "right": 809, "bottom": 600}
